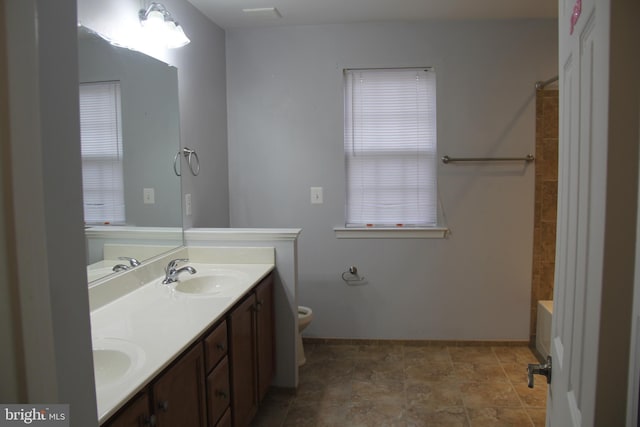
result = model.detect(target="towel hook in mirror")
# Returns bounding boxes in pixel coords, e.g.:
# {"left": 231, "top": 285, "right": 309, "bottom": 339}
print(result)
{"left": 173, "top": 147, "right": 200, "bottom": 176}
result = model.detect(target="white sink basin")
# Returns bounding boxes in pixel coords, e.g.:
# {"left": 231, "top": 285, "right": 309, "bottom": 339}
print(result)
{"left": 173, "top": 270, "right": 248, "bottom": 296}
{"left": 93, "top": 339, "right": 145, "bottom": 389}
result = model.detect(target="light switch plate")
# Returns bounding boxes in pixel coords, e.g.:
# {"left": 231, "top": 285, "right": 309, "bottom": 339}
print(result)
{"left": 143, "top": 188, "right": 155, "bottom": 204}
{"left": 185, "top": 193, "right": 192, "bottom": 216}
{"left": 311, "top": 187, "right": 323, "bottom": 204}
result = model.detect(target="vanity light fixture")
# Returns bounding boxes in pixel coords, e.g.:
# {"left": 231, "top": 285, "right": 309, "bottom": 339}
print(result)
{"left": 139, "top": 2, "right": 190, "bottom": 49}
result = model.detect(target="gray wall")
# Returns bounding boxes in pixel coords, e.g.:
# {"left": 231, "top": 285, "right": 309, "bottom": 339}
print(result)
{"left": 78, "top": 0, "right": 230, "bottom": 229}
{"left": 227, "top": 20, "right": 558, "bottom": 340}
{"left": 78, "top": 36, "right": 182, "bottom": 227}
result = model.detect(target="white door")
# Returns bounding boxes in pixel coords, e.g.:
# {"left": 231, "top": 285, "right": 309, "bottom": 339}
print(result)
{"left": 549, "top": 0, "right": 609, "bottom": 425}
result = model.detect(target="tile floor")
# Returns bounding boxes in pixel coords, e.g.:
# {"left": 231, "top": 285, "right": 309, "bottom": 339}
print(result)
{"left": 251, "top": 342, "right": 547, "bottom": 427}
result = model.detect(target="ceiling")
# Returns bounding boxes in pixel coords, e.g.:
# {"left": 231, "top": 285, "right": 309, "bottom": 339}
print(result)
{"left": 186, "top": 0, "right": 558, "bottom": 30}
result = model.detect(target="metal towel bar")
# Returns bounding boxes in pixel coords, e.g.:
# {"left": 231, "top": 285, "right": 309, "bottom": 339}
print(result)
{"left": 441, "top": 154, "right": 535, "bottom": 164}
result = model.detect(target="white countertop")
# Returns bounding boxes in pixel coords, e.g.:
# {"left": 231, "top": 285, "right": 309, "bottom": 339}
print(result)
{"left": 91, "top": 261, "right": 274, "bottom": 424}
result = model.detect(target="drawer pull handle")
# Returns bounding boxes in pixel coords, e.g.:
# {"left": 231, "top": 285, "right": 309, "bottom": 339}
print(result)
{"left": 158, "top": 400, "right": 169, "bottom": 412}
{"left": 215, "top": 390, "right": 228, "bottom": 400}
{"left": 215, "top": 342, "right": 226, "bottom": 351}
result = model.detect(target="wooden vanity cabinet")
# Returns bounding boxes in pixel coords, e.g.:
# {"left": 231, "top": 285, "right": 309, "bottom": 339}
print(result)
{"left": 228, "top": 274, "right": 274, "bottom": 427}
{"left": 152, "top": 342, "right": 207, "bottom": 427}
{"left": 104, "top": 343, "right": 206, "bottom": 427}
{"left": 228, "top": 293, "right": 258, "bottom": 426}
{"left": 103, "top": 273, "right": 274, "bottom": 427}
{"left": 103, "top": 392, "right": 152, "bottom": 427}
{"left": 217, "top": 409, "right": 231, "bottom": 427}
{"left": 255, "top": 275, "right": 274, "bottom": 401}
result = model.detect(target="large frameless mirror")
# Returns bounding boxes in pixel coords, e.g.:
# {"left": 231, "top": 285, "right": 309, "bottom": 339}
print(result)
{"left": 78, "top": 26, "right": 184, "bottom": 284}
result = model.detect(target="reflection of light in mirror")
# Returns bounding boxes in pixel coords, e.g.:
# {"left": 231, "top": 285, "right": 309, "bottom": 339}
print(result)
{"left": 139, "top": 2, "right": 191, "bottom": 49}
{"left": 91, "top": 26, "right": 166, "bottom": 59}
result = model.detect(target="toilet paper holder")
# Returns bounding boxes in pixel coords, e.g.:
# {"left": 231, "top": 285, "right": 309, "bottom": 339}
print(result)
{"left": 342, "top": 266, "right": 367, "bottom": 285}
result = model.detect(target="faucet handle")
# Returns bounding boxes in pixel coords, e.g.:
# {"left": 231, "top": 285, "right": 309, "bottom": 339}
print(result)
{"left": 166, "top": 258, "right": 189, "bottom": 271}
{"left": 119, "top": 256, "right": 141, "bottom": 267}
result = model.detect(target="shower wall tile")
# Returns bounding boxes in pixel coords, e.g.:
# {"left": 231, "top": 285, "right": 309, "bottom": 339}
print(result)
{"left": 530, "top": 90, "right": 559, "bottom": 343}
{"left": 542, "top": 138, "right": 559, "bottom": 180}
{"left": 542, "top": 96, "right": 559, "bottom": 138}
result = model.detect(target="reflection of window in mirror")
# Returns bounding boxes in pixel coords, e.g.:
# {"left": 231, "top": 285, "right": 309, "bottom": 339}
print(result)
{"left": 79, "top": 81, "right": 125, "bottom": 225}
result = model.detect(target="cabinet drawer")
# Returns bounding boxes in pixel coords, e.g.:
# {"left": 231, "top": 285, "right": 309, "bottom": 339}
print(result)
{"left": 204, "top": 320, "right": 228, "bottom": 373}
{"left": 215, "top": 408, "right": 231, "bottom": 427}
{"left": 207, "top": 356, "right": 230, "bottom": 426}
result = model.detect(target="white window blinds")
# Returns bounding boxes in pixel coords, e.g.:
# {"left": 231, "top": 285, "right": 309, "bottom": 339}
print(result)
{"left": 344, "top": 68, "right": 438, "bottom": 227}
{"left": 79, "top": 81, "right": 125, "bottom": 224}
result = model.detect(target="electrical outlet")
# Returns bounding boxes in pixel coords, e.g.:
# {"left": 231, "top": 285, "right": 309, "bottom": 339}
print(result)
{"left": 311, "top": 187, "right": 323, "bottom": 204}
{"left": 143, "top": 188, "right": 155, "bottom": 204}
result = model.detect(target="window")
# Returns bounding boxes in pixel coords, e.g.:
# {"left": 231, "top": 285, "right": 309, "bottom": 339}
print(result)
{"left": 343, "top": 68, "right": 438, "bottom": 228}
{"left": 79, "top": 81, "right": 125, "bottom": 225}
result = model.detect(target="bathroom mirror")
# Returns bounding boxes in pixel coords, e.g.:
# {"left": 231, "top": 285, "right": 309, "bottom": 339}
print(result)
{"left": 78, "top": 26, "right": 184, "bottom": 283}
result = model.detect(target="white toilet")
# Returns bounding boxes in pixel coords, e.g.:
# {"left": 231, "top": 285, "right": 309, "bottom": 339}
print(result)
{"left": 297, "top": 306, "right": 313, "bottom": 366}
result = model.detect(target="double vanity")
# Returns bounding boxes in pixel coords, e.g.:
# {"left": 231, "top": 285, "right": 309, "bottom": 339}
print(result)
{"left": 90, "top": 246, "right": 277, "bottom": 426}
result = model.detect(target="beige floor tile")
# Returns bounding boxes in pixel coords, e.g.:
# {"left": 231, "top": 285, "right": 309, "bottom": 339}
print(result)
{"left": 461, "top": 382, "right": 522, "bottom": 408}
{"left": 252, "top": 342, "right": 547, "bottom": 427}
{"left": 352, "top": 358, "right": 405, "bottom": 383}
{"left": 306, "top": 343, "right": 360, "bottom": 361}
{"left": 403, "top": 345, "right": 451, "bottom": 363}
{"left": 453, "top": 362, "right": 510, "bottom": 383}
{"left": 513, "top": 383, "right": 548, "bottom": 408}
{"left": 405, "top": 380, "right": 464, "bottom": 409}
{"left": 500, "top": 362, "right": 530, "bottom": 385}
{"left": 298, "top": 358, "right": 355, "bottom": 385}
{"left": 346, "top": 401, "right": 407, "bottom": 427}
{"left": 351, "top": 379, "right": 405, "bottom": 404}
{"left": 281, "top": 401, "right": 349, "bottom": 427}
{"left": 295, "top": 378, "right": 352, "bottom": 404}
{"left": 492, "top": 346, "right": 539, "bottom": 364}
{"left": 350, "top": 343, "right": 404, "bottom": 362}
{"left": 449, "top": 347, "right": 500, "bottom": 364}
{"left": 405, "top": 406, "right": 470, "bottom": 427}
{"left": 526, "top": 408, "right": 547, "bottom": 426}
{"left": 466, "top": 407, "right": 533, "bottom": 426}
{"left": 405, "top": 361, "right": 458, "bottom": 382}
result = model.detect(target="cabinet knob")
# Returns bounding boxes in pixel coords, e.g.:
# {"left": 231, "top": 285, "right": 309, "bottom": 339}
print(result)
{"left": 215, "top": 390, "right": 229, "bottom": 400}
{"left": 215, "top": 342, "right": 226, "bottom": 352}
{"left": 256, "top": 300, "right": 264, "bottom": 311}
{"left": 158, "top": 400, "right": 169, "bottom": 412}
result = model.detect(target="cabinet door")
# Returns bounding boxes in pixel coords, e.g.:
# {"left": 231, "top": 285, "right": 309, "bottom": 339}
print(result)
{"left": 105, "top": 392, "right": 152, "bottom": 427}
{"left": 229, "top": 294, "right": 258, "bottom": 427}
{"left": 216, "top": 409, "right": 231, "bottom": 427}
{"left": 207, "top": 356, "right": 230, "bottom": 426}
{"left": 153, "top": 343, "right": 207, "bottom": 427}
{"left": 255, "top": 275, "right": 274, "bottom": 401}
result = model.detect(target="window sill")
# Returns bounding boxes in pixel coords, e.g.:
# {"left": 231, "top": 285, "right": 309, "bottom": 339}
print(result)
{"left": 333, "top": 227, "right": 449, "bottom": 239}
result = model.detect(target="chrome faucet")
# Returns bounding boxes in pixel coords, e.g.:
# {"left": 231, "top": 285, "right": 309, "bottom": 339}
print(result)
{"left": 162, "top": 258, "right": 196, "bottom": 284}
{"left": 119, "top": 256, "right": 141, "bottom": 267}
{"left": 112, "top": 264, "right": 130, "bottom": 272}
